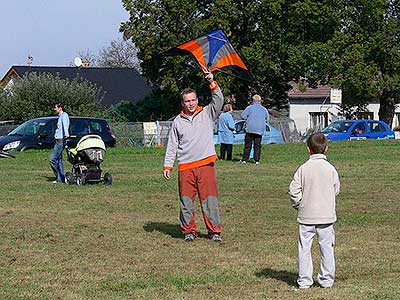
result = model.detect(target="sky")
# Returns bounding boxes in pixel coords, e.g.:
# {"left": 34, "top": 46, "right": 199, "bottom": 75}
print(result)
{"left": 0, "top": 0, "right": 129, "bottom": 77}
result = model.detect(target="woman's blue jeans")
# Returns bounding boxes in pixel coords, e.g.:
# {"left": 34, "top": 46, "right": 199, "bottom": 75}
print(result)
{"left": 50, "top": 141, "right": 65, "bottom": 183}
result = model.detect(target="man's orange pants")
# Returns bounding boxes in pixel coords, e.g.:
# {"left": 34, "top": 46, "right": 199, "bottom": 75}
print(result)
{"left": 178, "top": 163, "right": 221, "bottom": 235}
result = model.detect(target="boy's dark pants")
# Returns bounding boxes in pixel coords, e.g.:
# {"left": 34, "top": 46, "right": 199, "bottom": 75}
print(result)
{"left": 220, "top": 143, "right": 233, "bottom": 160}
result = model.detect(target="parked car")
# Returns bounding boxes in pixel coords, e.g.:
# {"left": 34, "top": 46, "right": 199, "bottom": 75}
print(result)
{"left": 213, "top": 120, "right": 285, "bottom": 145}
{"left": 321, "top": 120, "right": 395, "bottom": 141}
{"left": 0, "top": 116, "right": 116, "bottom": 151}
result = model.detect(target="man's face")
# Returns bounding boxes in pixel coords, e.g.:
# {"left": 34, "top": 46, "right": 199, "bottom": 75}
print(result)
{"left": 182, "top": 92, "right": 198, "bottom": 115}
{"left": 54, "top": 105, "right": 62, "bottom": 115}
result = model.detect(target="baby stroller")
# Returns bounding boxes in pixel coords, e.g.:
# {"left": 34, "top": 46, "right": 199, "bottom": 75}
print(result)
{"left": 65, "top": 134, "right": 112, "bottom": 185}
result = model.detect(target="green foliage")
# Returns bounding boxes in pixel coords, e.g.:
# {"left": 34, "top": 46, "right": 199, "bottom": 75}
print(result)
{"left": 109, "top": 88, "right": 180, "bottom": 121}
{"left": 120, "top": 0, "right": 296, "bottom": 111}
{"left": 120, "top": 0, "right": 400, "bottom": 123}
{"left": 0, "top": 73, "right": 104, "bottom": 123}
{"left": 322, "top": 1, "right": 400, "bottom": 124}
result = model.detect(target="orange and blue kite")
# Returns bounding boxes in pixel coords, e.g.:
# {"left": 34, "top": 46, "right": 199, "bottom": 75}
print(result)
{"left": 166, "top": 29, "right": 253, "bottom": 81}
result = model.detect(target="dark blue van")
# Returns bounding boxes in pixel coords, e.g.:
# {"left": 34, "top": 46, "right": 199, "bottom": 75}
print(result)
{"left": 0, "top": 117, "right": 116, "bottom": 151}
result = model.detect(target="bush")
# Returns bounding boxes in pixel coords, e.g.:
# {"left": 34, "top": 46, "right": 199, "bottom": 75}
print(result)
{"left": 0, "top": 72, "right": 104, "bottom": 123}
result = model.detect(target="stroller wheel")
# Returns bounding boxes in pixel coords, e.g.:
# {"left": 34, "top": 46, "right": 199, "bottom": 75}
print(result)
{"left": 104, "top": 172, "right": 112, "bottom": 185}
{"left": 76, "top": 174, "right": 86, "bottom": 185}
{"left": 65, "top": 172, "right": 74, "bottom": 185}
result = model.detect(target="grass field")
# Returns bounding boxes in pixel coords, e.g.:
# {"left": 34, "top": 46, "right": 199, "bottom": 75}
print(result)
{"left": 0, "top": 140, "right": 399, "bottom": 300}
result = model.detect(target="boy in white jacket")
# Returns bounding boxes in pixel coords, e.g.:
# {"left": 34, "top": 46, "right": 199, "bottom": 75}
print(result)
{"left": 289, "top": 133, "right": 340, "bottom": 289}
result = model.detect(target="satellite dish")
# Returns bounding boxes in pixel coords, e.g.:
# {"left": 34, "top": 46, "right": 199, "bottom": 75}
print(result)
{"left": 74, "top": 57, "right": 82, "bottom": 67}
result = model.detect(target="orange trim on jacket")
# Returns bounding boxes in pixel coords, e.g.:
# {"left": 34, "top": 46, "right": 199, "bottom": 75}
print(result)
{"left": 179, "top": 106, "right": 203, "bottom": 117}
{"left": 178, "top": 155, "right": 218, "bottom": 171}
{"left": 209, "top": 81, "right": 219, "bottom": 91}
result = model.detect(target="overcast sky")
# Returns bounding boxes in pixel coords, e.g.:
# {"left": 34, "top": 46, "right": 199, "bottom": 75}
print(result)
{"left": 0, "top": 0, "right": 129, "bottom": 77}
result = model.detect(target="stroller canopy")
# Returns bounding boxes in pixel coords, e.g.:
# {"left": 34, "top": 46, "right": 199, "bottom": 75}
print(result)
{"left": 70, "top": 135, "right": 106, "bottom": 155}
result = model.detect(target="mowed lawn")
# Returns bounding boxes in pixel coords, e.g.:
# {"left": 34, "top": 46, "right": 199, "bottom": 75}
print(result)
{"left": 0, "top": 140, "right": 399, "bottom": 300}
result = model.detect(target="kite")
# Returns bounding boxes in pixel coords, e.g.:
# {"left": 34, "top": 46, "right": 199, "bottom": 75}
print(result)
{"left": 166, "top": 29, "right": 253, "bottom": 81}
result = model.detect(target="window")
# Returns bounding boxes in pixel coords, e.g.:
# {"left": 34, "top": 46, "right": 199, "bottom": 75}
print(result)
{"left": 395, "top": 113, "right": 400, "bottom": 127}
{"left": 41, "top": 121, "right": 56, "bottom": 136}
{"left": 309, "top": 112, "right": 328, "bottom": 130}
{"left": 352, "top": 122, "right": 367, "bottom": 134}
{"left": 265, "top": 124, "right": 270, "bottom": 132}
{"left": 368, "top": 122, "right": 385, "bottom": 133}
{"left": 70, "top": 119, "right": 89, "bottom": 135}
{"left": 356, "top": 112, "right": 374, "bottom": 120}
{"left": 235, "top": 121, "right": 245, "bottom": 133}
{"left": 90, "top": 121, "right": 103, "bottom": 133}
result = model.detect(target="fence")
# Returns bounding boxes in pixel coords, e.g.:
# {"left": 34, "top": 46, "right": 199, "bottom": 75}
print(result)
{"left": 0, "top": 124, "right": 17, "bottom": 136}
{"left": 111, "top": 121, "right": 173, "bottom": 147}
{"left": 0, "top": 118, "right": 301, "bottom": 147}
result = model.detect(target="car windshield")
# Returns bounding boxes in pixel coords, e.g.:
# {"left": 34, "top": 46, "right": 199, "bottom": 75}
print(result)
{"left": 8, "top": 119, "right": 48, "bottom": 136}
{"left": 321, "top": 121, "right": 353, "bottom": 133}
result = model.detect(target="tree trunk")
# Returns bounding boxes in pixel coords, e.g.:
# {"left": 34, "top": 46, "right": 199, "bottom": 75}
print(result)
{"left": 378, "top": 97, "right": 395, "bottom": 127}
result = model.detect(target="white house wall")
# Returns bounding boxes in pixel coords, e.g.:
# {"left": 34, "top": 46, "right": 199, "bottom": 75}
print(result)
{"left": 289, "top": 104, "right": 340, "bottom": 134}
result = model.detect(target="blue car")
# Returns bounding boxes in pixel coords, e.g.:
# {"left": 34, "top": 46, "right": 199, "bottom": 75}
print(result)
{"left": 321, "top": 120, "right": 395, "bottom": 141}
{"left": 214, "top": 120, "right": 285, "bottom": 145}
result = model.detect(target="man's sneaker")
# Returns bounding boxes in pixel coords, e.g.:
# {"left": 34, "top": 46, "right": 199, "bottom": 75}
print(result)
{"left": 210, "top": 233, "right": 222, "bottom": 242}
{"left": 239, "top": 160, "right": 246, "bottom": 164}
{"left": 184, "top": 233, "right": 195, "bottom": 242}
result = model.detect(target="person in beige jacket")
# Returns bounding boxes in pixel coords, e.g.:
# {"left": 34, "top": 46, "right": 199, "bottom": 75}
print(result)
{"left": 289, "top": 133, "right": 340, "bottom": 289}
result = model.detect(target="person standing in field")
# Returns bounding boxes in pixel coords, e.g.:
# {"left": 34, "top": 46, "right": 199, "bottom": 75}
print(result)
{"left": 289, "top": 133, "right": 340, "bottom": 289}
{"left": 239, "top": 94, "right": 269, "bottom": 165}
{"left": 163, "top": 71, "right": 223, "bottom": 242}
{"left": 50, "top": 102, "right": 70, "bottom": 183}
{"left": 217, "top": 103, "right": 235, "bottom": 160}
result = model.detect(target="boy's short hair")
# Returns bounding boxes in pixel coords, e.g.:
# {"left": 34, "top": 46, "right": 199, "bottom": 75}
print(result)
{"left": 307, "top": 133, "right": 327, "bottom": 154}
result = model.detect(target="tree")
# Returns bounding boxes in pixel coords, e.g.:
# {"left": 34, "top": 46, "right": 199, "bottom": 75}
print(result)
{"left": 0, "top": 73, "right": 104, "bottom": 123}
{"left": 76, "top": 49, "right": 98, "bottom": 67}
{"left": 97, "top": 38, "right": 142, "bottom": 71}
{"left": 76, "top": 38, "right": 142, "bottom": 72}
{"left": 119, "top": 0, "right": 344, "bottom": 114}
{"left": 120, "top": 0, "right": 400, "bottom": 123}
{"left": 282, "top": 0, "right": 400, "bottom": 125}
{"left": 120, "top": 0, "right": 269, "bottom": 113}
{"left": 326, "top": 0, "right": 400, "bottom": 126}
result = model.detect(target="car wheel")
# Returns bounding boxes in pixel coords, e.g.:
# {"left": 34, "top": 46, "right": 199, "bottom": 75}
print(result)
{"left": 104, "top": 172, "right": 112, "bottom": 185}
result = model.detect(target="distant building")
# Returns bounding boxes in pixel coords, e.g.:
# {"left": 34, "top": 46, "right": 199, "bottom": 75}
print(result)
{"left": 0, "top": 66, "right": 152, "bottom": 107}
{"left": 288, "top": 84, "right": 400, "bottom": 133}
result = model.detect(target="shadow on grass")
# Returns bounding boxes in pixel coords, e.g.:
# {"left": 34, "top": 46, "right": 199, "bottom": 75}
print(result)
{"left": 143, "top": 222, "right": 209, "bottom": 239}
{"left": 256, "top": 268, "right": 297, "bottom": 287}
{"left": 143, "top": 222, "right": 182, "bottom": 239}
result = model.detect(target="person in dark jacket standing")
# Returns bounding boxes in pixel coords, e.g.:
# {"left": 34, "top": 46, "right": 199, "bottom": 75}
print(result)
{"left": 239, "top": 95, "right": 269, "bottom": 164}
{"left": 217, "top": 104, "right": 235, "bottom": 160}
